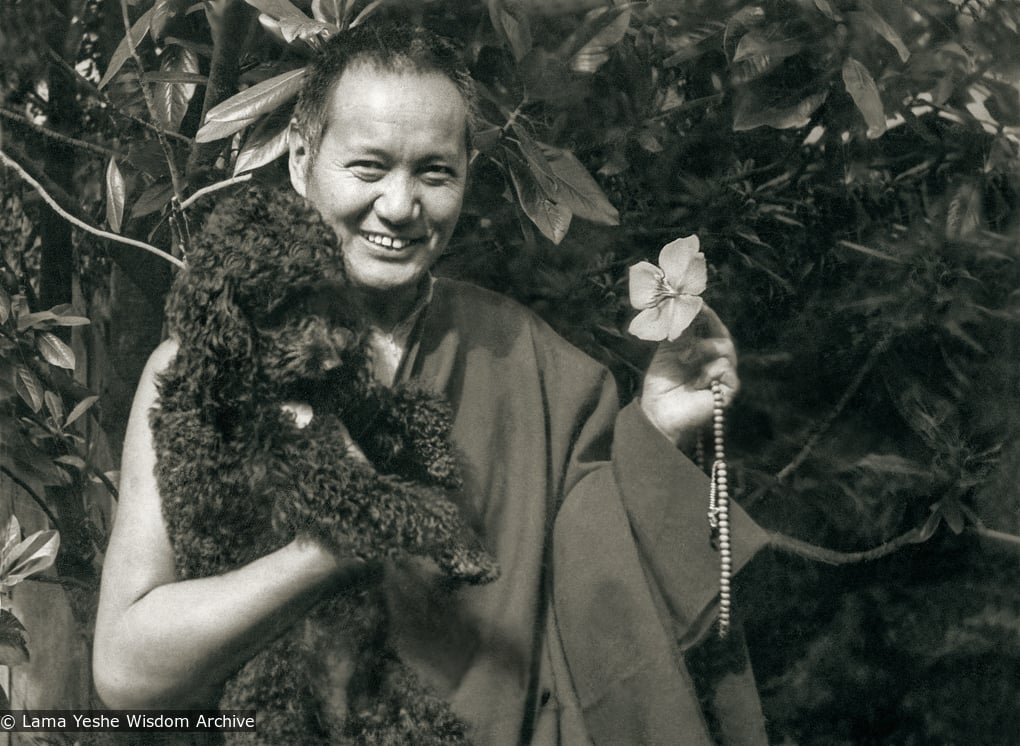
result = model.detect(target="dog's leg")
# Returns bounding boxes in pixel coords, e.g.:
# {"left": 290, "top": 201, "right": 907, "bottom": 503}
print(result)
{"left": 273, "top": 422, "right": 499, "bottom": 584}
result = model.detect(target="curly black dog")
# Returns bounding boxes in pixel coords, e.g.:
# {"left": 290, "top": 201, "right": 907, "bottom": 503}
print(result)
{"left": 150, "top": 184, "right": 499, "bottom": 744}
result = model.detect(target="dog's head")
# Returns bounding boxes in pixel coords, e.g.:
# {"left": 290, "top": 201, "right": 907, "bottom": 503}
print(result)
{"left": 165, "top": 185, "right": 370, "bottom": 400}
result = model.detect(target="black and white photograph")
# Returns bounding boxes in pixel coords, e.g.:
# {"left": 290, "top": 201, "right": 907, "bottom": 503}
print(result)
{"left": 1, "top": 0, "right": 1019, "bottom": 743}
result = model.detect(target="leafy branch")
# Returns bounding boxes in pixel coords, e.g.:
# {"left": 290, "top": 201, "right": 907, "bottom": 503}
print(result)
{"left": 0, "top": 148, "right": 184, "bottom": 268}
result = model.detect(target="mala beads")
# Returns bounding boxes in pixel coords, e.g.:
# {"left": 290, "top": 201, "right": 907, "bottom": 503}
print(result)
{"left": 705, "top": 380, "right": 732, "bottom": 638}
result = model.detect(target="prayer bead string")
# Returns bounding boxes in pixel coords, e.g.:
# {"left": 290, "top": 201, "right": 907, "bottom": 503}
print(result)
{"left": 705, "top": 380, "right": 732, "bottom": 638}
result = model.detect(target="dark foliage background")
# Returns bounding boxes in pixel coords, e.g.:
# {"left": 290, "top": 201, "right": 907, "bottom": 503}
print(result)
{"left": 2, "top": 0, "right": 1019, "bottom": 741}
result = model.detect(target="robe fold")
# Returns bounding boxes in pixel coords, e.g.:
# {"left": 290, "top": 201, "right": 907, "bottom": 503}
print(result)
{"left": 383, "top": 277, "right": 769, "bottom": 744}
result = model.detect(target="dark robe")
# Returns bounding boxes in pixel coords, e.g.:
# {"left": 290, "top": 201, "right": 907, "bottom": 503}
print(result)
{"left": 383, "top": 277, "right": 770, "bottom": 744}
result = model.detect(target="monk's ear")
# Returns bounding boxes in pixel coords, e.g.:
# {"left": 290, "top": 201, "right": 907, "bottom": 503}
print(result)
{"left": 288, "top": 123, "right": 310, "bottom": 199}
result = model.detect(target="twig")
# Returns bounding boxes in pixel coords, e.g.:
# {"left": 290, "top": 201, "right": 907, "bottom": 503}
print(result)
{"left": 180, "top": 172, "right": 253, "bottom": 210}
{"left": 775, "top": 332, "right": 894, "bottom": 483}
{"left": 119, "top": 0, "right": 190, "bottom": 254}
{"left": 0, "top": 108, "right": 117, "bottom": 159}
{"left": 26, "top": 575, "right": 95, "bottom": 593}
{"left": 0, "top": 148, "right": 185, "bottom": 268}
{"left": 766, "top": 521, "right": 932, "bottom": 565}
{"left": 966, "top": 524, "right": 1020, "bottom": 553}
{"left": 45, "top": 47, "right": 191, "bottom": 145}
{"left": 0, "top": 465, "right": 62, "bottom": 531}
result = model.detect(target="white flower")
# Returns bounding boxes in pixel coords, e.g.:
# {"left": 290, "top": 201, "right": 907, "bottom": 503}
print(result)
{"left": 628, "top": 234, "right": 707, "bottom": 341}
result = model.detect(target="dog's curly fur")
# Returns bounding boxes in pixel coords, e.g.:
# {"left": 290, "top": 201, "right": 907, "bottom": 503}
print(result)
{"left": 150, "top": 184, "right": 499, "bottom": 744}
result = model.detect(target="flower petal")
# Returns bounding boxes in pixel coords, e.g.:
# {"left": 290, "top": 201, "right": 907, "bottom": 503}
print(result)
{"left": 665, "top": 295, "right": 704, "bottom": 341}
{"left": 628, "top": 304, "right": 672, "bottom": 341}
{"left": 658, "top": 235, "right": 701, "bottom": 287}
{"left": 628, "top": 262, "right": 666, "bottom": 309}
{"left": 678, "top": 252, "right": 707, "bottom": 296}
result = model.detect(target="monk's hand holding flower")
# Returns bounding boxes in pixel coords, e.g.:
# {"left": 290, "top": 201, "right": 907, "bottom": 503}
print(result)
{"left": 628, "top": 235, "right": 739, "bottom": 445}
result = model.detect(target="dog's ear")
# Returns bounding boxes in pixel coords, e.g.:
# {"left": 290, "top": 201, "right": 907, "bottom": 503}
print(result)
{"left": 165, "top": 268, "right": 255, "bottom": 400}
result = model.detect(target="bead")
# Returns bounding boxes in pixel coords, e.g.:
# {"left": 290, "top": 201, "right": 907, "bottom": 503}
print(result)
{"left": 705, "top": 378, "right": 734, "bottom": 639}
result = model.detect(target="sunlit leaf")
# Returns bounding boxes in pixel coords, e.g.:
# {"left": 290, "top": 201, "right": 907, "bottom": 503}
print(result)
{"left": 105, "top": 158, "right": 126, "bottom": 233}
{"left": 311, "top": 0, "right": 343, "bottom": 24}
{"left": 65, "top": 395, "right": 99, "bottom": 427}
{"left": 37, "top": 332, "right": 75, "bottom": 370}
{"left": 842, "top": 57, "right": 887, "bottom": 138}
{"left": 99, "top": 7, "right": 155, "bottom": 90}
{"left": 1, "top": 530, "right": 60, "bottom": 589}
{"left": 243, "top": 0, "right": 309, "bottom": 21}
{"left": 233, "top": 118, "right": 290, "bottom": 175}
{"left": 17, "top": 310, "right": 90, "bottom": 331}
{"left": 569, "top": 6, "right": 632, "bottom": 74}
{"left": 277, "top": 16, "right": 333, "bottom": 44}
{"left": 152, "top": 45, "right": 200, "bottom": 132}
{"left": 196, "top": 67, "right": 307, "bottom": 143}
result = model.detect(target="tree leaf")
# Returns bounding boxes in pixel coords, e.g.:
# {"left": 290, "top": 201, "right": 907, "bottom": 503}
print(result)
{"left": 0, "top": 287, "right": 11, "bottom": 326}
{"left": 277, "top": 16, "right": 333, "bottom": 44}
{"left": 947, "top": 180, "right": 983, "bottom": 238}
{"left": 488, "top": 0, "right": 533, "bottom": 62}
{"left": 14, "top": 365, "right": 43, "bottom": 413}
{"left": 54, "top": 454, "right": 86, "bottom": 470}
{"left": 540, "top": 146, "right": 620, "bottom": 225}
{"left": 2, "top": 516, "right": 21, "bottom": 571}
{"left": 0, "top": 609, "right": 29, "bottom": 667}
{"left": 842, "top": 57, "right": 887, "bottom": 138}
{"left": 44, "top": 390, "right": 64, "bottom": 424}
{"left": 37, "top": 332, "right": 76, "bottom": 370}
{"left": 105, "top": 157, "right": 126, "bottom": 233}
{"left": 568, "top": 6, "right": 632, "bottom": 74}
{"left": 233, "top": 118, "right": 290, "bottom": 175}
{"left": 662, "top": 21, "right": 725, "bottom": 66}
{"left": 151, "top": 0, "right": 186, "bottom": 42}
{"left": 131, "top": 180, "right": 174, "bottom": 219}
{"left": 243, "top": 0, "right": 309, "bottom": 21}
{"left": 142, "top": 71, "right": 208, "bottom": 84}
{"left": 152, "top": 45, "right": 200, "bottom": 132}
{"left": 1, "top": 530, "right": 60, "bottom": 588}
{"left": 99, "top": 7, "right": 155, "bottom": 90}
{"left": 732, "top": 26, "right": 803, "bottom": 64}
{"left": 65, "top": 395, "right": 99, "bottom": 427}
{"left": 733, "top": 90, "right": 827, "bottom": 131}
{"left": 813, "top": 0, "right": 842, "bottom": 22}
{"left": 508, "top": 157, "right": 572, "bottom": 245}
{"left": 311, "top": 0, "right": 343, "bottom": 24}
{"left": 17, "top": 311, "right": 90, "bottom": 331}
{"left": 856, "top": 2, "right": 909, "bottom": 63}
{"left": 349, "top": 0, "right": 384, "bottom": 29}
{"left": 196, "top": 67, "right": 307, "bottom": 143}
